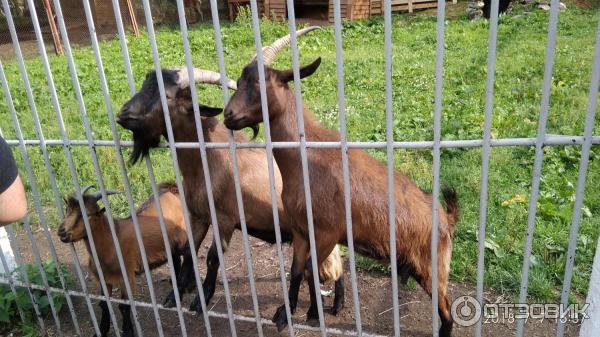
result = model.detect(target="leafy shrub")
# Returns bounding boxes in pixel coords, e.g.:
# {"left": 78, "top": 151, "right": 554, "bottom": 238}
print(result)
{"left": 0, "top": 260, "right": 72, "bottom": 335}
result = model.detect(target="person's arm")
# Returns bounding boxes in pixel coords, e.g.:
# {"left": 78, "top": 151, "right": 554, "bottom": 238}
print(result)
{"left": 0, "top": 136, "right": 27, "bottom": 225}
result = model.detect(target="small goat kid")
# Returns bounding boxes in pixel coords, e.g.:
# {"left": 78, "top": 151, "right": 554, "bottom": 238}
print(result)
{"left": 222, "top": 30, "right": 459, "bottom": 337}
{"left": 116, "top": 53, "right": 345, "bottom": 315}
{"left": 57, "top": 184, "right": 188, "bottom": 337}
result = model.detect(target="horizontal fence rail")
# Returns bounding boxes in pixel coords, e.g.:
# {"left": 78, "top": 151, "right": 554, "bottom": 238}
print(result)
{"left": 0, "top": 0, "right": 598, "bottom": 337}
{"left": 5, "top": 135, "right": 600, "bottom": 149}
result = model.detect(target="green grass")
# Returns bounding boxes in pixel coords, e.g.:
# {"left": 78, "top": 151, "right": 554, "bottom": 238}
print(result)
{"left": 0, "top": 5, "right": 598, "bottom": 303}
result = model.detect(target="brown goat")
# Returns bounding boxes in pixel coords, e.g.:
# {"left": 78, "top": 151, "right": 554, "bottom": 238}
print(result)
{"left": 57, "top": 183, "right": 187, "bottom": 337}
{"left": 222, "top": 34, "right": 459, "bottom": 336}
{"left": 116, "top": 65, "right": 345, "bottom": 315}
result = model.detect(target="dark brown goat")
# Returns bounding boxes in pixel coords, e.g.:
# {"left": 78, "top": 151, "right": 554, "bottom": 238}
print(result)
{"left": 57, "top": 183, "right": 187, "bottom": 337}
{"left": 222, "top": 33, "right": 459, "bottom": 337}
{"left": 116, "top": 64, "right": 345, "bottom": 315}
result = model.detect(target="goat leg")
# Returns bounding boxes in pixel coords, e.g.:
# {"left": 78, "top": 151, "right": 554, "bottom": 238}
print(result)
{"left": 304, "top": 257, "right": 321, "bottom": 323}
{"left": 96, "top": 300, "right": 110, "bottom": 337}
{"left": 119, "top": 303, "right": 133, "bottom": 337}
{"left": 190, "top": 240, "right": 220, "bottom": 314}
{"left": 415, "top": 262, "right": 454, "bottom": 337}
{"left": 164, "top": 249, "right": 185, "bottom": 308}
{"left": 273, "top": 249, "right": 307, "bottom": 331}
{"left": 331, "top": 275, "right": 345, "bottom": 316}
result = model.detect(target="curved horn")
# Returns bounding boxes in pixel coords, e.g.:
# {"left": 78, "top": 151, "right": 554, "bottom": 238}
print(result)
{"left": 254, "top": 26, "right": 320, "bottom": 66}
{"left": 174, "top": 68, "right": 237, "bottom": 91}
{"left": 82, "top": 185, "right": 95, "bottom": 195}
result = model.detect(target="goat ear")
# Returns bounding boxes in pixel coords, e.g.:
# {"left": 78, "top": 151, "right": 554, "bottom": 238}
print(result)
{"left": 198, "top": 104, "right": 223, "bottom": 117}
{"left": 278, "top": 57, "right": 322, "bottom": 83}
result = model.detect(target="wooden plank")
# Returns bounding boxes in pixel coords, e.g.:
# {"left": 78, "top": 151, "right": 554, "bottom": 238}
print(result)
{"left": 42, "top": 0, "right": 63, "bottom": 55}
{"left": 125, "top": 0, "right": 139, "bottom": 37}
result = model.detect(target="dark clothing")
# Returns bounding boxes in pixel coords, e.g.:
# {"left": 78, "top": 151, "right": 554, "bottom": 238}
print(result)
{"left": 0, "top": 136, "right": 18, "bottom": 194}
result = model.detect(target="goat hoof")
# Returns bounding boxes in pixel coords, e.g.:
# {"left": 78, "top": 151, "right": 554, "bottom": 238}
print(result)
{"left": 306, "top": 306, "right": 319, "bottom": 322}
{"left": 163, "top": 292, "right": 177, "bottom": 308}
{"left": 272, "top": 305, "right": 289, "bottom": 332}
{"left": 189, "top": 295, "right": 204, "bottom": 314}
{"left": 331, "top": 300, "right": 344, "bottom": 316}
{"left": 331, "top": 303, "right": 344, "bottom": 316}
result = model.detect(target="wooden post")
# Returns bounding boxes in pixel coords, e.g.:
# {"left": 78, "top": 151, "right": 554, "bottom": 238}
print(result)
{"left": 42, "top": 0, "right": 63, "bottom": 55}
{"left": 264, "top": 0, "right": 270, "bottom": 18}
{"left": 125, "top": 0, "right": 139, "bottom": 37}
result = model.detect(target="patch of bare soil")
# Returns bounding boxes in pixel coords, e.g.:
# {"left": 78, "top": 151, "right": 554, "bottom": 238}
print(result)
{"left": 11, "top": 227, "right": 581, "bottom": 337}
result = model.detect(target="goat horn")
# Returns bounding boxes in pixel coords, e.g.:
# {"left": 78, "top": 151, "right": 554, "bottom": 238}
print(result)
{"left": 255, "top": 26, "right": 320, "bottom": 66}
{"left": 90, "top": 191, "right": 103, "bottom": 202}
{"left": 174, "top": 68, "right": 237, "bottom": 91}
{"left": 82, "top": 185, "right": 95, "bottom": 195}
{"left": 89, "top": 190, "right": 120, "bottom": 202}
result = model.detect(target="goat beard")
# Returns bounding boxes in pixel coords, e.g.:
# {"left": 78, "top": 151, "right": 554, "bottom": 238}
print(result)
{"left": 130, "top": 130, "right": 161, "bottom": 165}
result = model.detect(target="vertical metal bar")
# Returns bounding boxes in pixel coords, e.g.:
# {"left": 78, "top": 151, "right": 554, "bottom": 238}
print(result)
{"left": 21, "top": 1, "right": 119, "bottom": 334}
{"left": 556, "top": 16, "right": 600, "bottom": 337}
{"left": 475, "top": 0, "right": 500, "bottom": 336}
{"left": 80, "top": 1, "right": 167, "bottom": 335}
{"left": 51, "top": 0, "right": 145, "bottom": 334}
{"left": 138, "top": 0, "right": 235, "bottom": 334}
{"left": 233, "top": 0, "right": 296, "bottom": 334}
{"left": 107, "top": 1, "right": 189, "bottom": 333}
{"left": 431, "top": 0, "right": 447, "bottom": 335}
{"left": 5, "top": 225, "right": 47, "bottom": 332}
{"left": 284, "top": 3, "right": 328, "bottom": 336}
{"left": 0, "top": 244, "right": 28, "bottom": 325}
{"left": 110, "top": 0, "right": 137, "bottom": 94}
{"left": 383, "top": 1, "right": 400, "bottom": 336}
{"left": 183, "top": 0, "right": 265, "bottom": 335}
{"left": 331, "top": 0, "right": 363, "bottom": 335}
{"left": 515, "top": 1, "right": 560, "bottom": 336}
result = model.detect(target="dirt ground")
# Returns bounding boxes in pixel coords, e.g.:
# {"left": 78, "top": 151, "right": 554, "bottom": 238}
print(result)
{"left": 9, "top": 227, "right": 582, "bottom": 337}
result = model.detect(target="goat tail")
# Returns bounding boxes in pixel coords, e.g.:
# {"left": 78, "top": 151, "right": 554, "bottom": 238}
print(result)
{"left": 318, "top": 244, "right": 344, "bottom": 283}
{"left": 441, "top": 186, "right": 459, "bottom": 229}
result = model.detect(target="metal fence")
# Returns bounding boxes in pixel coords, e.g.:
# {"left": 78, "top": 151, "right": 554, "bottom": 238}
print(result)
{"left": 0, "top": 0, "right": 598, "bottom": 336}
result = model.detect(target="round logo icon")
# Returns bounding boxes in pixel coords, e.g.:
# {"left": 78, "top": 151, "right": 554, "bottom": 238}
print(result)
{"left": 451, "top": 295, "right": 482, "bottom": 327}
